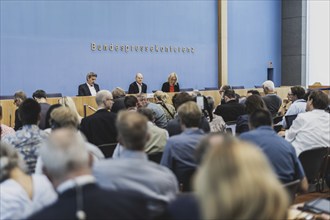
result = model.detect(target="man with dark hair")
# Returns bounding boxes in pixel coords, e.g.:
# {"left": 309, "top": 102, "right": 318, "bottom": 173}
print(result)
{"left": 247, "top": 89, "right": 261, "bottom": 96}
{"left": 2, "top": 98, "right": 48, "bottom": 174}
{"left": 78, "top": 72, "right": 100, "bottom": 96}
{"left": 214, "top": 89, "right": 246, "bottom": 122}
{"left": 280, "top": 86, "right": 306, "bottom": 128}
{"left": 32, "top": 89, "right": 50, "bottom": 130}
{"left": 13, "top": 91, "right": 27, "bottom": 130}
{"left": 281, "top": 90, "right": 330, "bottom": 155}
{"left": 124, "top": 95, "right": 139, "bottom": 111}
{"left": 111, "top": 87, "right": 126, "bottom": 113}
{"left": 161, "top": 101, "right": 206, "bottom": 191}
{"left": 93, "top": 111, "right": 178, "bottom": 218}
{"left": 167, "top": 92, "right": 210, "bottom": 136}
{"left": 240, "top": 109, "right": 308, "bottom": 192}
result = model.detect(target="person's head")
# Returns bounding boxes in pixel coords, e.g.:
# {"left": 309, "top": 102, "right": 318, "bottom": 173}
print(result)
{"left": 288, "top": 86, "right": 305, "bottom": 102}
{"left": 262, "top": 80, "right": 275, "bottom": 94}
{"left": 178, "top": 101, "right": 202, "bottom": 129}
{"left": 124, "top": 95, "right": 138, "bottom": 110}
{"left": 19, "top": 98, "right": 41, "bottom": 125}
{"left": 0, "top": 142, "right": 26, "bottom": 183}
{"left": 137, "top": 107, "right": 154, "bottom": 122}
{"left": 111, "top": 87, "right": 126, "bottom": 99}
{"left": 247, "top": 90, "right": 260, "bottom": 97}
{"left": 32, "top": 89, "right": 47, "bottom": 102}
{"left": 223, "top": 89, "right": 236, "bottom": 103}
{"left": 248, "top": 109, "right": 273, "bottom": 129}
{"left": 135, "top": 73, "right": 143, "bottom": 85}
{"left": 116, "top": 111, "right": 149, "bottom": 151}
{"left": 58, "top": 96, "right": 80, "bottom": 118}
{"left": 13, "top": 91, "right": 27, "bottom": 107}
{"left": 136, "top": 94, "right": 148, "bottom": 108}
{"left": 219, "top": 85, "right": 231, "bottom": 96}
{"left": 45, "top": 104, "right": 62, "bottom": 129}
{"left": 307, "top": 90, "right": 329, "bottom": 111}
{"left": 50, "top": 106, "right": 79, "bottom": 130}
{"left": 194, "top": 138, "right": 289, "bottom": 220}
{"left": 40, "top": 128, "right": 90, "bottom": 187}
{"left": 206, "top": 96, "right": 215, "bottom": 110}
{"left": 168, "top": 72, "right": 178, "bottom": 85}
{"left": 86, "top": 72, "right": 97, "bottom": 86}
{"left": 172, "top": 92, "right": 193, "bottom": 110}
{"left": 95, "top": 90, "right": 113, "bottom": 110}
{"left": 195, "top": 133, "right": 226, "bottom": 165}
{"left": 245, "top": 94, "right": 267, "bottom": 114}
{"left": 154, "top": 90, "right": 167, "bottom": 103}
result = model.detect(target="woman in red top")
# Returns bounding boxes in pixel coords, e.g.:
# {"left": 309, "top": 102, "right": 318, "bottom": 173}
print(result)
{"left": 161, "top": 72, "right": 180, "bottom": 92}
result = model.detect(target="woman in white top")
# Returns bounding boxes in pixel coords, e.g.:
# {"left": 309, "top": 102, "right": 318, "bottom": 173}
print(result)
{"left": 0, "top": 142, "right": 57, "bottom": 220}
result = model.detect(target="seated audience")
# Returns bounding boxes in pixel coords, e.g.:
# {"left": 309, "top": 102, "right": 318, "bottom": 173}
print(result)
{"left": 214, "top": 89, "right": 246, "bottom": 122}
{"left": 13, "top": 91, "right": 27, "bottom": 131}
{"left": 205, "top": 96, "right": 226, "bottom": 133}
{"left": 124, "top": 95, "right": 139, "bottom": 111}
{"left": 137, "top": 94, "right": 168, "bottom": 129}
{"left": 154, "top": 91, "right": 176, "bottom": 121}
{"left": 111, "top": 87, "right": 126, "bottom": 113}
{"left": 236, "top": 94, "right": 267, "bottom": 135}
{"left": 239, "top": 89, "right": 261, "bottom": 104}
{"left": 58, "top": 96, "right": 83, "bottom": 124}
{"left": 161, "top": 101, "right": 206, "bottom": 191}
{"left": 80, "top": 90, "right": 117, "bottom": 146}
{"left": 280, "top": 90, "right": 330, "bottom": 156}
{"left": 32, "top": 90, "right": 50, "bottom": 130}
{"left": 161, "top": 72, "right": 180, "bottom": 92}
{"left": 0, "top": 105, "right": 15, "bottom": 138}
{"left": 128, "top": 72, "right": 147, "bottom": 94}
{"left": 194, "top": 136, "right": 290, "bottom": 220}
{"left": 0, "top": 142, "right": 57, "bottom": 220}
{"left": 78, "top": 72, "right": 100, "bottom": 96}
{"left": 44, "top": 104, "right": 62, "bottom": 130}
{"left": 167, "top": 92, "right": 210, "bottom": 136}
{"left": 93, "top": 111, "right": 178, "bottom": 218}
{"left": 280, "top": 86, "right": 306, "bottom": 128}
{"left": 262, "top": 80, "right": 282, "bottom": 116}
{"left": 240, "top": 109, "right": 308, "bottom": 190}
{"left": 218, "top": 84, "right": 231, "bottom": 105}
{"left": 2, "top": 99, "right": 48, "bottom": 174}
{"left": 29, "top": 128, "right": 147, "bottom": 220}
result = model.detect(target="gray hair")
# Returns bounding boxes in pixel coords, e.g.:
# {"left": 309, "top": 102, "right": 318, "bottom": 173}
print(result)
{"left": 40, "top": 128, "right": 89, "bottom": 180}
{"left": 262, "top": 80, "right": 275, "bottom": 91}
{"left": 95, "top": 90, "right": 112, "bottom": 106}
{"left": 86, "top": 72, "right": 97, "bottom": 80}
{"left": 0, "top": 141, "right": 26, "bottom": 182}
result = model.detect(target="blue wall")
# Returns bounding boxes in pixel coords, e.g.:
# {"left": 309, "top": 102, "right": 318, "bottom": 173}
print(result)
{"left": 1, "top": 1, "right": 281, "bottom": 96}
{"left": 227, "top": 0, "right": 281, "bottom": 87}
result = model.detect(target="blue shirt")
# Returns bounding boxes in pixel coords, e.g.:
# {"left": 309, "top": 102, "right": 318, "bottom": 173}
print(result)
{"left": 240, "top": 126, "right": 305, "bottom": 183}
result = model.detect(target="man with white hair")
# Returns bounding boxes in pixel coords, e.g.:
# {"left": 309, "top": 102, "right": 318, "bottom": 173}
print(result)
{"left": 262, "top": 80, "right": 282, "bottom": 116}
{"left": 80, "top": 90, "right": 117, "bottom": 146}
{"left": 29, "top": 128, "right": 147, "bottom": 220}
{"left": 128, "top": 73, "right": 147, "bottom": 94}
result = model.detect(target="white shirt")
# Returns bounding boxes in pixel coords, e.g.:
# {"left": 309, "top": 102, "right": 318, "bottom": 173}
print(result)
{"left": 136, "top": 82, "right": 142, "bottom": 94}
{"left": 87, "top": 83, "right": 97, "bottom": 96}
{"left": 0, "top": 174, "right": 57, "bottom": 220}
{"left": 281, "top": 99, "right": 306, "bottom": 128}
{"left": 285, "top": 109, "right": 330, "bottom": 156}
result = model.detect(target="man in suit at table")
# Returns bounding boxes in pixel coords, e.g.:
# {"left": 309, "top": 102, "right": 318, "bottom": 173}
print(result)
{"left": 28, "top": 128, "right": 148, "bottom": 220}
{"left": 80, "top": 90, "right": 117, "bottom": 146}
{"left": 78, "top": 72, "right": 100, "bottom": 96}
{"left": 128, "top": 73, "right": 147, "bottom": 94}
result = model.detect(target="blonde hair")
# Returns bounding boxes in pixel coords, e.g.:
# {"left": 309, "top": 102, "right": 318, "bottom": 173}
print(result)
{"left": 154, "top": 90, "right": 169, "bottom": 103}
{"left": 194, "top": 138, "right": 289, "bottom": 220}
{"left": 168, "top": 72, "right": 178, "bottom": 84}
{"left": 58, "top": 96, "right": 82, "bottom": 123}
{"left": 50, "top": 106, "right": 79, "bottom": 129}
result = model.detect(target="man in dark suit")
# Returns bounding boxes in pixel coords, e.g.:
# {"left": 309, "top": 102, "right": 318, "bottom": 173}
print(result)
{"left": 28, "top": 128, "right": 148, "bottom": 220}
{"left": 78, "top": 72, "right": 100, "bottom": 96}
{"left": 214, "top": 89, "right": 246, "bottom": 122}
{"left": 128, "top": 73, "right": 147, "bottom": 94}
{"left": 80, "top": 90, "right": 117, "bottom": 146}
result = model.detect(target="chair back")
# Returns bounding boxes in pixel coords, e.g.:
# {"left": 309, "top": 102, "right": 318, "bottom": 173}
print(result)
{"left": 285, "top": 114, "right": 298, "bottom": 129}
{"left": 204, "top": 87, "right": 218, "bottom": 91}
{"left": 299, "top": 147, "right": 329, "bottom": 184}
{"left": 283, "top": 179, "right": 301, "bottom": 204}
{"left": 232, "top": 86, "right": 245, "bottom": 89}
{"left": 225, "top": 121, "right": 237, "bottom": 136}
{"left": 0, "top": 95, "right": 14, "bottom": 100}
{"left": 273, "top": 115, "right": 283, "bottom": 124}
{"left": 172, "top": 159, "right": 196, "bottom": 192}
{"left": 98, "top": 143, "right": 118, "bottom": 158}
{"left": 148, "top": 152, "right": 163, "bottom": 164}
{"left": 47, "top": 93, "right": 63, "bottom": 98}
{"left": 180, "top": 88, "right": 194, "bottom": 92}
{"left": 254, "top": 85, "right": 263, "bottom": 88}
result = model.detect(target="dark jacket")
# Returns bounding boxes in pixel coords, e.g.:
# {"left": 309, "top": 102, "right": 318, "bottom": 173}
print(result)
{"left": 78, "top": 83, "right": 100, "bottom": 96}
{"left": 166, "top": 115, "right": 210, "bottom": 137}
{"left": 80, "top": 109, "right": 117, "bottom": 146}
{"left": 214, "top": 100, "right": 246, "bottom": 122}
{"left": 128, "top": 82, "right": 147, "bottom": 94}
{"left": 111, "top": 97, "right": 126, "bottom": 113}
{"left": 161, "top": 82, "right": 180, "bottom": 92}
